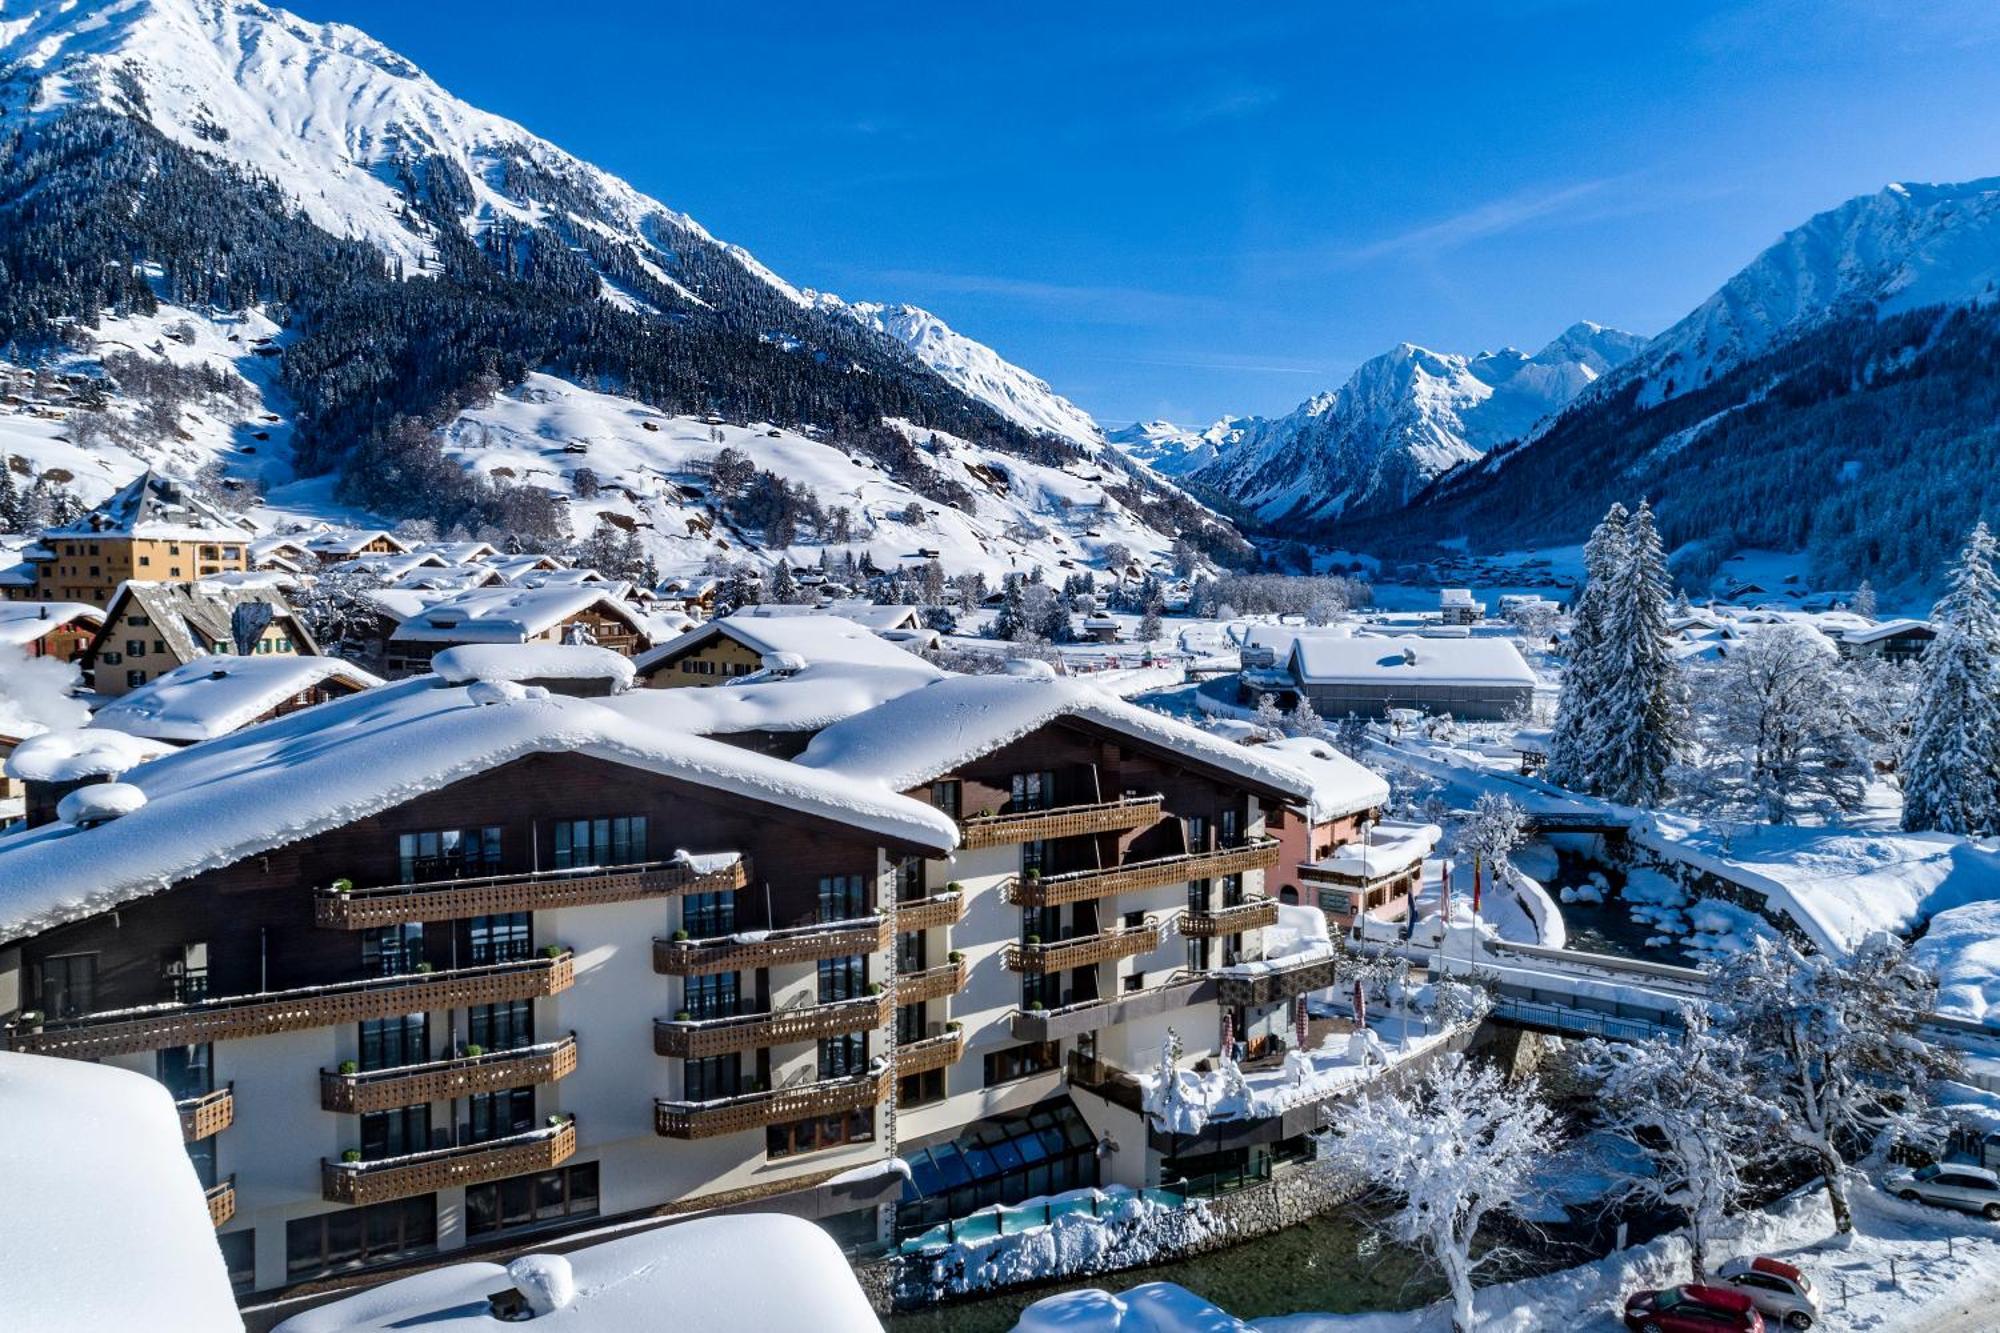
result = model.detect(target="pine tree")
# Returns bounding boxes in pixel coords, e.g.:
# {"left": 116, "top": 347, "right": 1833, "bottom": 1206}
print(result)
{"left": 1852, "top": 578, "right": 1878, "bottom": 620}
{"left": 0, "top": 461, "right": 18, "bottom": 533}
{"left": 1902, "top": 522, "right": 2000, "bottom": 834}
{"left": 1546, "top": 503, "right": 1627, "bottom": 792}
{"left": 1595, "top": 501, "right": 1690, "bottom": 805}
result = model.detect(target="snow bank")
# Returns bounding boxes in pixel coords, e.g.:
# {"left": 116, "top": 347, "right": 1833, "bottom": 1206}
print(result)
{"left": 5, "top": 725, "right": 172, "bottom": 782}
{"left": 1016, "top": 1281, "right": 1253, "bottom": 1332}
{"left": 905, "top": 1186, "right": 1221, "bottom": 1302}
{"left": 277, "top": 1212, "right": 877, "bottom": 1332}
{"left": 0, "top": 1052, "right": 241, "bottom": 1332}
{"left": 1913, "top": 899, "right": 2000, "bottom": 1026}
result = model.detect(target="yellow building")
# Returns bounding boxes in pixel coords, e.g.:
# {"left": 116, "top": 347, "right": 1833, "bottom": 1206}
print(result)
{"left": 24, "top": 471, "right": 253, "bottom": 605}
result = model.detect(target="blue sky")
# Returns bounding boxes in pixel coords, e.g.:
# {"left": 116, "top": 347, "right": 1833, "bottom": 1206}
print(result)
{"left": 289, "top": 0, "right": 2000, "bottom": 426}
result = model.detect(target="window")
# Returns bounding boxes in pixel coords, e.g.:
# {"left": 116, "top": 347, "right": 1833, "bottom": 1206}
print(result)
{"left": 217, "top": 1230, "right": 255, "bottom": 1294}
{"left": 819, "top": 1033, "right": 867, "bottom": 1078}
{"left": 361, "top": 922, "right": 424, "bottom": 977}
{"left": 818, "top": 955, "right": 866, "bottom": 1004}
{"left": 1220, "top": 808, "right": 1241, "bottom": 847}
{"left": 682, "top": 891, "right": 734, "bottom": 938}
{"left": 1010, "top": 770, "right": 1055, "bottom": 812}
{"left": 900, "top": 1067, "right": 946, "bottom": 1108}
{"left": 894, "top": 855, "right": 925, "bottom": 902}
{"left": 359, "top": 1015, "right": 428, "bottom": 1071}
{"left": 360, "top": 1105, "right": 432, "bottom": 1160}
{"left": 465, "top": 1163, "right": 599, "bottom": 1239}
{"left": 683, "top": 972, "right": 740, "bottom": 1021}
{"left": 468, "top": 1001, "right": 535, "bottom": 1053}
{"left": 36, "top": 953, "right": 96, "bottom": 1019}
{"left": 156, "top": 1043, "right": 214, "bottom": 1102}
{"left": 552, "top": 816, "right": 647, "bottom": 869}
{"left": 1021, "top": 838, "right": 1050, "bottom": 876}
{"left": 285, "top": 1198, "right": 436, "bottom": 1280}
{"left": 1186, "top": 816, "right": 1211, "bottom": 853}
{"left": 466, "top": 1087, "right": 535, "bottom": 1142}
{"left": 125, "top": 638, "right": 145, "bottom": 656}
{"left": 398, "top": 827, "right": 502, "bottom": 882}
{"left": 766, "top": 1109, "right": 873, "bottom": 1159}
{"left": 931, "top": 780, "right": 962, "bottom": 819}
{"left": 896, "top": 929, "right": 927, "bottom": 974}
{"left": 125, "top": 669, "right": 146, "bottom": 688}
{"left": 685, "top": 1054, "right": 740, "bottom": 1102}
{"left": 468, "top": 912, "right": 531, "bottom": 965}
{"left": 818, "top": 874, "right": 865, "bottom": 921}
{"left": 984, "top": 1043, "right": 1061, "bottom": 1086}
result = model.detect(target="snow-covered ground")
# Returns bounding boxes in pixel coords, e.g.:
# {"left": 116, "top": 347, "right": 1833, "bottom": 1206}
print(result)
{"left": 1019, "top": 1177, "right": 2000, "bottom": 1333}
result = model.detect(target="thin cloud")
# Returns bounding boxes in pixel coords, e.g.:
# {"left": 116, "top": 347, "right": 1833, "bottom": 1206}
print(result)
{"left": 1336, "top": 178, "right": 1621, "bottom": 264}
{"left": 859, "top": 268, "right": 1232, "bottom": 324}
{"left": 1171, "top": 84, "right": 1282, "bottom": 129}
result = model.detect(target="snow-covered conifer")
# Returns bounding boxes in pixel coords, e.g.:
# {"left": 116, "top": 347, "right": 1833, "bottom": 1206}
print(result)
{"left": 1251, "top": 692, "right": 1286, "bottom": 740}
{"left": 1546, "top": 503, "right": 1627, "bottom": 792}
{"left": 1283, "top": 693, "right": 1323, "bottom": 738}
{"left": 1902, "top": 522, "right": 2000, "bottom": 835}
{"left": 1594, "top": 501, "right": 1690, "bottom": 804}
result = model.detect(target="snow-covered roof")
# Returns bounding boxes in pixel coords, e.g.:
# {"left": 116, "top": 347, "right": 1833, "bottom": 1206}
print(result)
{"left": 99, "top": 581, "right": 317, "bottom": 661}
{"left": 1286, "top": 634, "right": 1535, "bottom": 687}
{"left": 272, "top": 1213, "right": 879, "bottom": 1333}
{"left": 1307, "top": 820, "right": 1440, "bottom": 879}
{"left": 413, "top": 540, "right": 499, "bottom": 564}
{"left": 799, "top": 673, "right": 1316, "bottom": 800}
{"left": 1256, "top": 735, "right": 1390, "bottom": 822}
{"left": 0, "top": 601, "right": 102, "bottom": 647}
{"left": 304, "top": 527, "right": 407, "bottom": 556}
{"left": 432, "top": 644, "right": 636, "bottom": 690}
{"left": 1841, "top": 618, "right": 1935, "bottom": 645}
{"left": 605, "top": 658, "right": 940, "bottom": 736}
{"left": 737, "top": 601, "right": 925, "bottom": 633}
{"left": 43, "top": 469, "right": 253, "bottom": 542}
{"left": 0, "top": 677, "right": 955, "bottom": 943}
{"left": 88, "top": 655, "right": 383, "bottom": 743}
{"left": 0, "top": 1053, "right": 242, "bottom": 1332}
{"left": 389, "top": 586, "right": 644, "bottom": 644}
{"left": 1440, "top": 588, "right": 1478, "bottom": 606}
{"left": 5, "top": 726, "right": 174, "bottom": 782}
{"left": 635, "top": 611, "right": 931, "bottom": 676}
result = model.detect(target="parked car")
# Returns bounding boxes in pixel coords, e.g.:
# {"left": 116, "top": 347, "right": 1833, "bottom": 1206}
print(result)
{"left": 1884, "top": 1162, "right": 2000, "bottom": 1219}
{"left": 1714, "top": 1256, "right": 1820, "bottom": 1329}
{"left": 1623, "top": 1283, "right": 1765, "bottom": 1332}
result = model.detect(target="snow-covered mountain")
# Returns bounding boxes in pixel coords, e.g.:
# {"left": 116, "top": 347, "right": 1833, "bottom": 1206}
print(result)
{"left": 1602, "top": 179, "right": 2000, "bottom": 411}
{"left": 0, "top": 0, "right": 1242, "bottom": 576}
{"left": 1105, "top": 418, "right": 1256, "bottom": 478}
{"left": 820, "top": 299, "right": 1105, "bottom": 450}
{"left": 1177, "top": 323, "right": 1643, "bottom": 523}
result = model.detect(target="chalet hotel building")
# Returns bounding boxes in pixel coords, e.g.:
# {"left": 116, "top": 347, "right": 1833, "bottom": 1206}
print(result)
{"left": 0, "top": 650, "right": 1355, "bottom": 1303}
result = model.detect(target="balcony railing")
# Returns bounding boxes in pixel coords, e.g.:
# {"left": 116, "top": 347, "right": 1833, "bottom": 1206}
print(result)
{"left": 654, "top": 1069, "right": 891, "bottom": 1140}
{"left": 315, "top": 857, "right": 748, "bottom": 929}
{"left": 896, "top": 958, "right": 969, "bottom": 1005}
{"left": 322, "top": 1117, "right": 578, "bottom": 1206}
{"left": 1214, "top": 950, "right": 1338, "bottom": 1007}
{"left": 893, "top": 890, "right": 966, "bottom": 931}
{"left": 8, "top": 953, "right": 575, "bottom": 1060}
{"left": 1003, "top": 921, "right": 1163, "bottom": 974}
{"left": 1009, "top": 976, "right": 1218, "bottom": 1044}
{"left": 653, "top": 914, "right": 892, "bottom": 976}
{"left": 177, "top": 1085, "right": 234, "bottom": 1142}
{"left": 205, "top": 1177, "right": 235, "bottom": 1229}
{"left": 1005, "top": 839, "right": 1282, "bottom": 908}
{"left": 958, "top": 796, "right": 1163, "bottom": 849}
{"left": 1182, "top": 897, "right": 1281, "bottom": 938}
{"left": 654, "top": 993, "right": 891, "bottom": 1059}
{"left": 896, "top": 1026, "right": 965, "bottom": 1077}
{"left": 320, "top": 1036, "right": 579, "bottom": 1114}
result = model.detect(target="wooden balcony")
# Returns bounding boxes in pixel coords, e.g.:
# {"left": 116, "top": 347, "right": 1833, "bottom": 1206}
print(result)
{"left": 320, "top": 1036, "right": 579, "bottom": 1115}
{"left": 1215, "top": 951, "right": 1338, "bottom": 1007}
{"left": 958, "top": 796, "right": 1163, "bottom": 849}
{"left": 1005, "top": 839, "right": 1283, "bottom": 908}
{"left": 322, "top": 1118, "right": 578, "bottom": 1206}
{"left": 205, "top": 1178, "right": 235, "bottom": 1229}
{"left": 1009, "top": 976, "right": 1218, "bottom": 1043}
{"left": 653, "top": 915, "right": 891, "bottom": 977}
{"left": 894, "top": 890, "right": 966, "bottom": 931}
{"left": 654, "top": 993, "right": 891, "bottom": 1059}
{"left": 315, "top": 857, "right": 748, "bottom": 929}
{"left": 896, "top": 1027, "right": 965, "bottom": 1077}
{"left": 177, "top": 1086, "right": 234, "bottom": 1142}
{"left": 896, "top": 958, "right": 969, "bottom": 1005}
{"left": 8, "top": 953, "right": 575, "bottom": 1060}
{"left": 1003, "top": 921, "right": 1162, "bottom": 974}
{"left": 1182, "top": 897, "right": 1280, "bottom": 938}
{"left": 654, "top": 1070, "right": 891, "bottom": 1140}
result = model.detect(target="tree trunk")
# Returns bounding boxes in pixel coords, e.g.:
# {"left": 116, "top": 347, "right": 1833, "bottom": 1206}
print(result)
{"left": 1690, "top": 1219, "right": 1707, "bottom": 1281}
{"left": 1823, "top": 1157, "right": 1853, "bottom": 1234}
{"left": 1437, "top": 1230, "right": 1478, "bottom": 1333}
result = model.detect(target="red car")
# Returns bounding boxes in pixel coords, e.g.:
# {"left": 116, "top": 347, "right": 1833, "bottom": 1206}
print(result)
{"left": 1624, "top": 1283, "right": 1765, "bottom": 1332}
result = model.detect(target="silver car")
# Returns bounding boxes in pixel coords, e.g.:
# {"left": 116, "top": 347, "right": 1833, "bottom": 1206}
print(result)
{"left": 1714, "top": 1255, "right": 1820, "bottom": 1330}
{"left": 1884, "top": 1162, "right": 2000, "bottom": 1220}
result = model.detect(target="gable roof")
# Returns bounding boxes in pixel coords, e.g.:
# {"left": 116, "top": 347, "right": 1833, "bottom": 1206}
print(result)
{"left": 1256, "top": 735, "right": 1390, "bottom": 822}
{"left": 1286, "top": 634, "right": 1536, "bottom": 688}
{"left": 95, "top": 582, "right": 318, "bottom": 662}
{"left": 0, "top": 602, "right": 103, "bottom": 648}
{"left": 89, "top": 655, "right": 383, "bottom": 743}
{"left": 737, "top": 602, "right": 925, "bottom": 633}
{"left": 634, "top": 612, "right": 933, "bottom": 677}
{"left": 797, "top": 673, "right": 1316, "bottom": 801}
{"left": 1841, "top": 618, "right": 1935, "bottom": 646}
{"left": 304, "top": 528, "right": 409, "bottom": 557}
{"left": 0, "top": 675, "right": 957, "bottom": 944}
{"left": 388, "top": 586, "right": 647, "bottom": 645}
{"left": 44, "top": 470, "right": 253, "bottom": 543}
